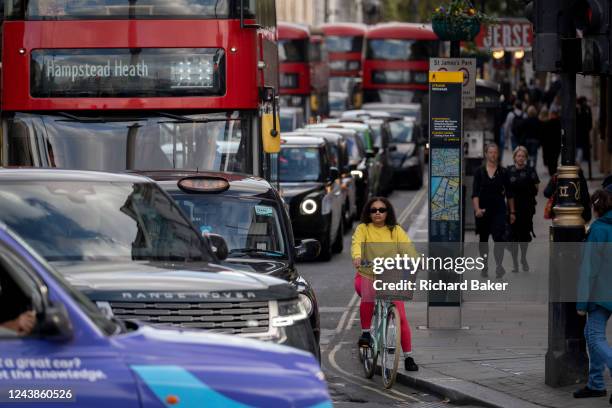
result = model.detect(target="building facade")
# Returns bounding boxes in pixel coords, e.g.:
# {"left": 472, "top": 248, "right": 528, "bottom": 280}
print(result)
{"left": 276, "top": 0, "right": 365, "bottom": 26}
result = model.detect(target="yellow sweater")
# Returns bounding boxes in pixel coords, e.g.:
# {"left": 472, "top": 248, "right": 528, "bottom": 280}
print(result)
{"left": 351, "top": 223, "right": 418, "bottom": 279}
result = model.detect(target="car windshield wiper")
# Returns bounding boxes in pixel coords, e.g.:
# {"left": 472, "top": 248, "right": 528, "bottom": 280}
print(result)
{"left": 229, "top": 248, "right": 286, "bottom": 258}
{"left": 55, "top": 111, "right": 148, "bottom": 123}
{"left": 156, "top": 112, "right": 241, "bottom": 124}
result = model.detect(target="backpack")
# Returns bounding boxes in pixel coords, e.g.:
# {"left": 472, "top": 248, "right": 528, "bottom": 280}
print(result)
{"left": 511, "top": 111, "right": 526, "bottom": 138}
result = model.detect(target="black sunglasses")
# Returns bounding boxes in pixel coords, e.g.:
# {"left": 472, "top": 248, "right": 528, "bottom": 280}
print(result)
{"left": 370, "top": 207, "right": 388, "bottom": 214}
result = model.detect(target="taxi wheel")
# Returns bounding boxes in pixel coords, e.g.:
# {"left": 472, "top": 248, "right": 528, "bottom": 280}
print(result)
{"left": 331, "top": 220, "right": 344, "bottom": 254}
{"left": 317, "top": 230, "right": 332, "bottom": 262}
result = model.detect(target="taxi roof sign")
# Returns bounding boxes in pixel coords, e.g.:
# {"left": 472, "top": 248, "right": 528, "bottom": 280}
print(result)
{"left": 429, "top": 71, "right": 463, "bottom": 83}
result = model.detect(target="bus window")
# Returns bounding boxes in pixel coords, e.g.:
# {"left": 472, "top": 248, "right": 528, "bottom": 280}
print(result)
{"left": 366, "top": 39, "right": 436, "bottom": 61}
{"left": 9, "top": 0, "right": 233, "bottom": 20}
{"left": 309, "top": 41, "right": 322, "bottom": 63}
{"left": 279, "top": 39, "right": 308, "bottom": 63}
{"left": 325, "top": 36, "right": 363, "bottom": 53}
{"left": 6, "top": 112, "right": 252, "bottom": 173}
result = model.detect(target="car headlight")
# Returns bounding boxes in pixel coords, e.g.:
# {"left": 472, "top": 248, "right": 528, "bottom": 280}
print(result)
{"left": 272, "top": 298, "right": 309, "bottom": 327}
{"left": 350, "top": 170, "right": 363, "bottom": 179}
{"left": 298, "top": 293, "right": 314, "bottom": 316}
{"left": 300, "top": 198, "right": 318, "bottom": 215}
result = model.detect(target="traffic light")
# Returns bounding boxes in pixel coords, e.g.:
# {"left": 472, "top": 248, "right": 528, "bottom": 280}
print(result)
{"left": 526, "top": 0, "right": 612, "bottom": 74}
{"left": 578, "top": 0, "right": 612, "bottom": 74}
{"left": 525, "top": 0, "right": 573, "bottom": 72}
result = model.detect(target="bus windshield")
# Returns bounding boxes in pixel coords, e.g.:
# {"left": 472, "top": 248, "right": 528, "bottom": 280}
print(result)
{"left": 366, "top": 39, "right": 436, "bottom": 61}
{"left": 7, "top": 111, "right": 253, "bottom": 173}
{"left": 11, "top": 0, "right": 234, "bottom": 19}
{"left": 325, "top": 36, "right": 362, "bottom": 53}
{"left": 279, "top": 39, "right": 308, "bottom": 63}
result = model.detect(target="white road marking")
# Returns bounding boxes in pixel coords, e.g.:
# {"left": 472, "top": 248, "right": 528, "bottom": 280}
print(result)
{"left": 335, "top": 293, "right": 358, "bottom": 334}
{"left": 328, "top": 344, "right": 405, "bottom": 402}
{"left": 398, "top": 188, "right": 427, "bottom": 226}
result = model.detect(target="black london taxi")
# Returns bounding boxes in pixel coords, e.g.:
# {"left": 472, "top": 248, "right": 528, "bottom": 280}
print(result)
{"left": 387, "top": 117, "right": 425, "bottom": 189}
{"left": 0, "top": 169, "right": 320, "bottom": 358}
{"left": 300, "top": 126, "right": 370, "bottom": 214}
{"left": 290, "top": 129, "right": 358, "bottom": 230}
{"left": 136, "top": 170, "right": 323, "bottom": 354}
{"left": 275, "top": 135, "right": 345, "bottom": 261}
{"left": 306, "top": 121, "right": 390, "bottom": 198}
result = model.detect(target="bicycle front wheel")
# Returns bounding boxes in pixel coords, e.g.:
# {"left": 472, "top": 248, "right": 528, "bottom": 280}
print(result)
{"left": 362, "top": 313, "right": 378, "bottom": 379}
{"left": 381, "top": 305, "right": 401, "bottom": 389}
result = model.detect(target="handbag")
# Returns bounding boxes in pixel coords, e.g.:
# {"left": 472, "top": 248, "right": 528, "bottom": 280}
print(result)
{"left": 544, "top": 195, "right": 555, "bottom": 220}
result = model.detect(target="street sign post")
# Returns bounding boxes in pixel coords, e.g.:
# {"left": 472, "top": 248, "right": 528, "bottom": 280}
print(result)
{"left": 430, "top": 58, "right": 476, "bottom": 109}
{"left": 427, "top": 70, "right": 464, "bottom": 329}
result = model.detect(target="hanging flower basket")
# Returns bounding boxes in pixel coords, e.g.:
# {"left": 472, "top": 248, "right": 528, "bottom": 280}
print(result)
{"left": 431, "top": 1, "right": 493, "bottom": 42}
{"left": 432, "top": 16, "right": 482, "bottom": 42}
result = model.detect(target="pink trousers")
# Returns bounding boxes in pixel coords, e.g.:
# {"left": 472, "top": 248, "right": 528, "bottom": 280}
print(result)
{"left": 354, "top": 273, "right": 412, "bottom": 352}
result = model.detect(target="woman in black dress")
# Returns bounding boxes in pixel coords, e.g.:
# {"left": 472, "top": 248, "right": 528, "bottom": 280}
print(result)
{"left": 472, "top": 143, "right": 516, "bottom": 278}
{"left": 507, "top": 146, "right": 540, "bottom": 272}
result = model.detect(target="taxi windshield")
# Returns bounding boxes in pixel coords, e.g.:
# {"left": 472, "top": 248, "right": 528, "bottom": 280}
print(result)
{"left": 0, "top": 181, "right": 211, "bottom": 263}
{"left": 389, "top": 120, "right": 414, "bottom": 143}
{"left": 170, "top": 194, "right": 287, "bottom": 258}
{"left": 275, "top": 147, "right": 322, "bottom": 182}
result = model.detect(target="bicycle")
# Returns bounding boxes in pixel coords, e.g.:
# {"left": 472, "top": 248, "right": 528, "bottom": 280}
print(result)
{"left": 358, "top": 265, "right": 402, "bottom": 389}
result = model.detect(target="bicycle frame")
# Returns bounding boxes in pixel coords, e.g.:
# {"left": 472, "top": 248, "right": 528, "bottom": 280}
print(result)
{"left": 370, "top": 298, "right": 391, "bottom": 356}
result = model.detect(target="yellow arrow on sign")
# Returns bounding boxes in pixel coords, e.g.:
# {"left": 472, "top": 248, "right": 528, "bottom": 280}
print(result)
{"left": 429, "top": 71, "right": 463, "bottom": 83}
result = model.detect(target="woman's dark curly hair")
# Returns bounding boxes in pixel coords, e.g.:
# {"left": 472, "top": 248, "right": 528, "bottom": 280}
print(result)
{"left": 592, "top": 189, "right": 612, "bottom": 218}
{"left": 360, "top": 197, "right": 398, "bottom": 230}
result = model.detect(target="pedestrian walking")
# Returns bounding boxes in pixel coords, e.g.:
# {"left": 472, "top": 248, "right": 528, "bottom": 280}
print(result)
{"left": 574, "top": 188, "right": 612, "bottom": 402}
{"left": 520, "top": 105, "right": 541, "bottom": 169}
{"left": 352, "top": 197, "right": 419, "bottom": 372}
{"left": 472, "top": 143, "right": 516, "bottom": 278}
{"left": 507, "top": 146, "right": 539, "bottom": 273}
{"left": 503, "top": 101, "right": 525, "bottom": 152}
{"left": 541, "top": 109, "right": 562, "bottom": 176}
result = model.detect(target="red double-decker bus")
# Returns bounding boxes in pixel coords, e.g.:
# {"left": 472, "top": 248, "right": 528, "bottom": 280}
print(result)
{"left": 1, "top": 0, "right": 280, "bottom": 178}
{"left": 321, "top": 23, "right": 366, "bottom": 111}
{"left": 363, "top": 22, "right": 440, "bottom": 105}
{"left": 278, "top": 22, "right": 329, "bottom": 122}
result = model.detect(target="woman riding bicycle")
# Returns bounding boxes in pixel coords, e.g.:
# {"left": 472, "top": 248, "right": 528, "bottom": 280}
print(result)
{"left": 351, "top": 197, "right": 419, "bottom": 372}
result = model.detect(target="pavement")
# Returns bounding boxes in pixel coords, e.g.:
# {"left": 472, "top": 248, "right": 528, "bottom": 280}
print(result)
{"left": 388, "top": 153, "right": 612, "bottom": 407}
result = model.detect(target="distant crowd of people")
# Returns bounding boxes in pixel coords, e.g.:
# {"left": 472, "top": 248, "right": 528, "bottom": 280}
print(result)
{"left": 497, "top": 77, "right": 593, "bottom": 176}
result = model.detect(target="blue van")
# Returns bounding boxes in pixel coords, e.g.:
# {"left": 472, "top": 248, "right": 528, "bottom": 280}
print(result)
{"left": 0, "top": 224, "right": 332, "bottom": 408}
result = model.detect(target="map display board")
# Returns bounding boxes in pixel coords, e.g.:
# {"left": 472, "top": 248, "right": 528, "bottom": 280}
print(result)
{"left": 428, "top": 71, "right": 463, "bottom": 243}
{"left": 427, "top": 70, "right": 463, "bottom": 311}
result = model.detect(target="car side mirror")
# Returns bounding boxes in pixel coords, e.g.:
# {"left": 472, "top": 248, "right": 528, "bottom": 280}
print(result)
{"left": 295, "top": 239, "right": 321, "bottom": 261}
{"left": 329, "top": 167, "right": 340, "bottom": 182}
{"left": 389, "top": 145, "right": 398, "bottom": 152}
{"left": 40, "top": 303, "right": 73, "bottom": 342}
{"left": 205, "top": 233, "right": 229, "bottom": 261}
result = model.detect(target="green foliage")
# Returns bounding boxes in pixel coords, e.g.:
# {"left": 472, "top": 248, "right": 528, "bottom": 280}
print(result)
{"left": 379, "top": 0, "right": 526, "bottom": 23}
